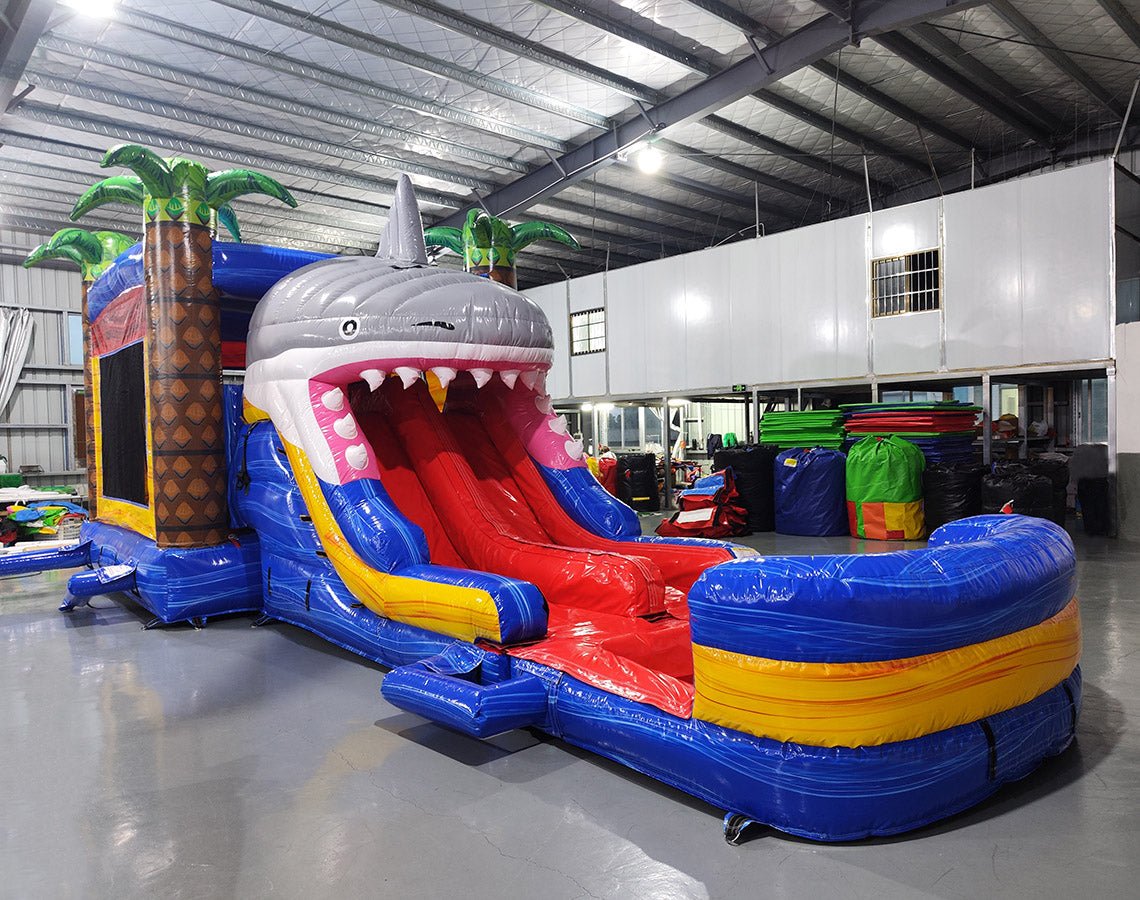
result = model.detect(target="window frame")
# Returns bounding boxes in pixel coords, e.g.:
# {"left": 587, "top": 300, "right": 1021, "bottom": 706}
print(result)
{"left": 871, "top": 247, "right": 942, "bottom": 318}
{"left": 569, "top": 306, "right": 606, "bottom": 356}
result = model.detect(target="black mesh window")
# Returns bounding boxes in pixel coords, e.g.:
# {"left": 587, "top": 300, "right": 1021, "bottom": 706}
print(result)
{"left": 99, "top": 342, "right": 149, "bottom": 505}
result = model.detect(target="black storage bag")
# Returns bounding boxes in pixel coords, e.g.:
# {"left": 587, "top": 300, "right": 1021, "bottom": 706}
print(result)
{"left": 982, "top": 473, "right": 1054, "bottom": 520}
{"left": 713, "top": 445, "right": 778, "bottom": 532}
{"left": 994, "top": 460, "right": 1069, "bottom": 525}
{"left": 923, "top": 463, "right": 984, "bottom": 531}
{"left": 618, "top": 452, "right": 659, "bottom": 511}
{"left": 1077, "top": 478, "right": 1111, "bottom": 535}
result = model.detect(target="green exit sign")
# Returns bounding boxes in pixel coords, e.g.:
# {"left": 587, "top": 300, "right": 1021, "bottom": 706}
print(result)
{"left": 731, "top": 384, "right": 748, "bottom": 393}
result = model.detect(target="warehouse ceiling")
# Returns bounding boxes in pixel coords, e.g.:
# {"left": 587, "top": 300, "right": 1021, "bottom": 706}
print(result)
{"left": 1, "top": 0, "right": 1138, "bottom": 287}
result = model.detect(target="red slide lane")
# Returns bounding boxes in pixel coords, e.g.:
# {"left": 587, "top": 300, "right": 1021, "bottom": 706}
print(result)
{"left": 474, "top": 386, "right": 735, "bottom": 594}
{"left": 385, "top": 383, "right": 665, "bottom": 618}
{"left": 351, "top": 386, "right": 466, "bottom": 569}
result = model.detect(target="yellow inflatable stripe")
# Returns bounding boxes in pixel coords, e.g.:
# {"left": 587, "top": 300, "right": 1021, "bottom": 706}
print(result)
{"left": 282, "top": 439, "right": 503, "bottom": 643}
{"left": 692, "top": 598, "right": 1081, "bottom": 747}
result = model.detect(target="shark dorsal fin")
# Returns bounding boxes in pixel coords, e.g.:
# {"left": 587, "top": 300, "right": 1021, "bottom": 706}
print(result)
{"left": 375, "top": 174, "right": 429, "bottom": 266}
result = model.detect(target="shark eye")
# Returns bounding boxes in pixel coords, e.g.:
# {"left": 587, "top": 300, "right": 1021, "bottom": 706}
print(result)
{"left": 339, "top": 317, "right": 360, "bottom": 341}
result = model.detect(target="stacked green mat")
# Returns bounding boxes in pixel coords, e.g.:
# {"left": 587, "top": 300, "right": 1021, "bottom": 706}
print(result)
{"left": 759, "top": 410, "right": 847, "bottom": 449}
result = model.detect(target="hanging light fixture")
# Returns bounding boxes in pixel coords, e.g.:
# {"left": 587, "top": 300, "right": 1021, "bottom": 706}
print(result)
{"left": 635, "top": 142, "right": 665, "bottom": 175}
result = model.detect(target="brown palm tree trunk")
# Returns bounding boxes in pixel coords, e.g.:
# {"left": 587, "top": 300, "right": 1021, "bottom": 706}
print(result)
{"left": 144, "top": 218, "right": 227, "bottom": 548}
{"left": 81, "top": 280, "right": 98, "bottom": 519}
{"left": 469, "top": 264, "right": 517, "bottom": 289}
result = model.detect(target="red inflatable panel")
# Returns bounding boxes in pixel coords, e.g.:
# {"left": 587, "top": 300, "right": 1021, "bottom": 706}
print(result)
{"left": 472, "top": 385, "right": 735, "bottom": 593}
{"left": 385, "top": 384, "right": 664, "bottom": 617}
{"left": 509, "top": 605, "right": 695, "bottom": 718}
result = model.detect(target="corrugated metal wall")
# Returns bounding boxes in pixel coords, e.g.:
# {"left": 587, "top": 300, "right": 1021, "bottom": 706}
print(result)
{"left": 0, "top": 228, "right": 85, "bottom": 492}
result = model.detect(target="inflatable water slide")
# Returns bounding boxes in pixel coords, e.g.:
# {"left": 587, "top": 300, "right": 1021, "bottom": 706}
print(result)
{"left": 8, "top": 157, "right": 1082, "bottom": 842}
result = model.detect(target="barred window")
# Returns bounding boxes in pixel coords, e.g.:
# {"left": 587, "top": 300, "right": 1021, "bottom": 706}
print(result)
{"left": 872, "top": 248, "right": 940, "bottom": 317}
{"left": 570, "top": 307, "right": 606, "bottom": 355}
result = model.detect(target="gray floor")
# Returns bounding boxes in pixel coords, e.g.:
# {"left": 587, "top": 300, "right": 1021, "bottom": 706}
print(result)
{"left": 1, "top": 522, "right": 1136, "bottom": 899}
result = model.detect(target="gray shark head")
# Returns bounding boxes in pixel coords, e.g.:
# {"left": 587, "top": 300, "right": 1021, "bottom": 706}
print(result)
{"left": 246, "top": 258, "right": 553, "bottom": 367}
{"left": 242, "top": 175, "right": 556, "bottom": 485}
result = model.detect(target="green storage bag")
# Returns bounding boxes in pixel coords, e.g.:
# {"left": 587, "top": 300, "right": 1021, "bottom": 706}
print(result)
{"left": 845, "top": 435, "right": 926, "bottom": 540}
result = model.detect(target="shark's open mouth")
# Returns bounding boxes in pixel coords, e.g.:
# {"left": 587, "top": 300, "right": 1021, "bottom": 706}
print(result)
{"left": 243, "top": 255, "right": 577, "bottom": 486}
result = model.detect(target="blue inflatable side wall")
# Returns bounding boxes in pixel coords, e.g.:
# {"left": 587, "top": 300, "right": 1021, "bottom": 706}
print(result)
{"left": 383, "top": 646, "right": 1080, "bottom": 841}
{"left": 81, "top": 521, "right": 261, "bottom": 623}
{"left": 689, "top": 515, "right": 1076, "bottom": 662}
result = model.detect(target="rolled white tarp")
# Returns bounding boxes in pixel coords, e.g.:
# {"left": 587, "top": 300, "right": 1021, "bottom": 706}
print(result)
{"left": 0, "top": 308, "right": 35, "bottom": 418}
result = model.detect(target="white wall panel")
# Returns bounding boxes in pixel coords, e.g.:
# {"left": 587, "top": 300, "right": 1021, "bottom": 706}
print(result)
{"left": 943, "top": 180, "right": 1023, "bottom": 368}
{"left": 640, "top": 255, "right": 689, "bottom": 394}
{"left": 871, "top": 198, "right": 940, "bottom": 258}
{"left": 568, "top": 271, "right": 605, "bottom": 313}
{"left": 944, "top": 160, "right": 1113, "bottom": 369}
{"left": 726, "top": 236, "right": 782, "bottom": 384}
{"left": 604, "top": 264, "right": 646, "bottom": 395}
{"left": 522, "top": 281, "right": 570, "bottom": 400}
{"left": 832, "top": 214, "right": 872, "bottom": 379}
{"left": 683, "top": 246, "right": 732, "bottom": 390}
{"left": 567, "top": 271, "right": 608, "bottom": 396}
{"left": 571, "top": 351, "right": 607, "bottom": 397}
{"left": 775, "top": 216, "right": 869, "bottom": 382}
{"left": 1019, "top": 162, "right": 1112, "bottom": 364}
{"left": 873, "top": 311, "right": 941, "bottom": 375}
{"left": 1117, "top": 322, "right": 1140, "bottom": 453}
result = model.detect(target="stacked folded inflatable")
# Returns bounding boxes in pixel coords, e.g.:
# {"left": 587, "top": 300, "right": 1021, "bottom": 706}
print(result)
{"left": 843, "top": 402, "right": 980, "bottom": 464}
{"left": 759, "top": 410, "right": 846, "bottom": 449}
{"left": 657, "top": 468, "right": 749, "bottom": 538}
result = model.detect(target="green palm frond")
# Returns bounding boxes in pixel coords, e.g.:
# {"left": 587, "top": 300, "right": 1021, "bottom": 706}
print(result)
{"left": 205, "top": 169, "right": 297, "bottom": 208}
{"left": 166, "top": 157, "right": 209, "bottom": 195}
{"left": 23, "top": 228, "right": 136, "bottom": 280}
{"left": 94, "top": 231, "right": 138, "bottom": 263}
{"left": 70, "top": 175, "right": 146, "bottom": 220}
{"left": 510, "top": 220, "right": 581, "bottom": 252}
{"left": 487, "top": 214, "right": 512, "bottom": 249}
{"left": 423, "top": 226, "right": 464, "bottom": 255}
{"left": 102, "top": 144, "right": 173, "bottom": 196}
{"left": 463, "top": 208, "right": 492, "bottom": 247}
{"left": 25, "top": 228, "right": 102, "bottom": 269}
{"left": 215, "top": 204, "right": 242, "bottom": 242}
{"left": 24, "top": 241, "right": 91, "bottom": 271}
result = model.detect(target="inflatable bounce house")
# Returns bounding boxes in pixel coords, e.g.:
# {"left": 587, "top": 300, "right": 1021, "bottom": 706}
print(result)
{"left": 6, "top": 145, "right": 1083, "bottom": 843}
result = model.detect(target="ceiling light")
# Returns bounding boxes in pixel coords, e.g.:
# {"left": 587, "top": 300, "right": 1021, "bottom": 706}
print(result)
{"left": 62, "top": 0, "right": 118, "bottom": 15}
{"left": 636, "top": 143, "right": 665, "bottom": 175}
{"left": 580, "top": 403, "right": 594, "bottom": 411}
{"left": 597, "top": 402, "right": 615, "bottom": 412}
{"left": 667, "top": 398, "right": 688, "bottom": 407}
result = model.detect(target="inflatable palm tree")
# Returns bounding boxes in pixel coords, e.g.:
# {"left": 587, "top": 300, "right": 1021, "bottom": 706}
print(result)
{"left": 24, "top": 229, "right": 137, "bottom": 518}
{"left": 424, "top": 209, "right": 580, "bottom": 288}
{"left": 71, "top": 144, "right": 298, "bottom": 548}
{"left": 73, "top": 173, "right": 245, "bottom": 241}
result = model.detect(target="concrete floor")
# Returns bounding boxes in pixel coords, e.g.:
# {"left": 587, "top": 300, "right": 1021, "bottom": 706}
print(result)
{"left": 1, "top": 523, "right": 1136, "bottom": 899}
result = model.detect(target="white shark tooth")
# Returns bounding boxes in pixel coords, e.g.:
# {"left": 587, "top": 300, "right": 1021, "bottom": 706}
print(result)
{"left": 470, "top": 368, "right": 493, "bottom": 388}
{"left": 333, "top": 414, "right": 358, "bottom": 440}
{"left": 499, "top": 369, "right": 520, "bottom": 389}
{"left": 547, "top": 415, "right": 569, "bottom": 435}
{"left": 360, "top": 369, "right": 385, "bottom": 391}
{"left": 520, "top": 370, "right": 542, "bottom": 391}
{"left": 345, "top": 443, "right": 368, "bottom": 470}
{"left": 430, "top": 366, "right": 457, "bottom": 389}
{"left": 394, "top": 366, "right": 421, "bottom": 389}
{"left": 564, "top": 439, "right": 584, "bottom": 460}
{"left": 320, "top": 387, "right": 345, "bottom": 411}
{"left": 534, "top": 394, "right": 554, "bottom": 415}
